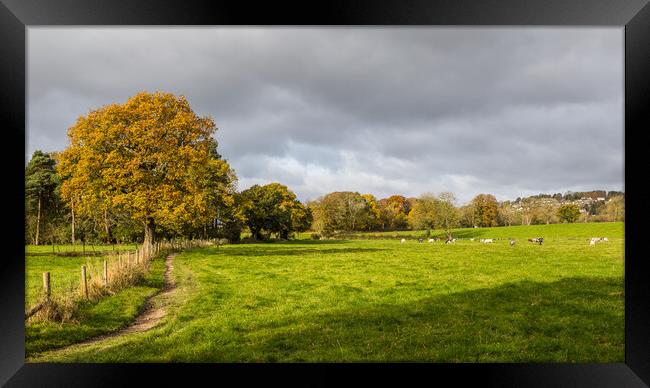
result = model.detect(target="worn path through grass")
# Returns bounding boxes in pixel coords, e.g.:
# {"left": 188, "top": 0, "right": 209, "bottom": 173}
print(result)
{"left": 28, "top": 253, "right": 177, "bottom": 359}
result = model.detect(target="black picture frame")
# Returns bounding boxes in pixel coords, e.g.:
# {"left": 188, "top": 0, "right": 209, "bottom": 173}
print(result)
{"left": 1, "top": 1, "right": 649, "bottom": 386}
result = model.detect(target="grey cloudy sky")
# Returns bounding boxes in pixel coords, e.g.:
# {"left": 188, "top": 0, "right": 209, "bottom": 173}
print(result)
{"left": 27, "top": 27, "right": 623, "bottom": 204}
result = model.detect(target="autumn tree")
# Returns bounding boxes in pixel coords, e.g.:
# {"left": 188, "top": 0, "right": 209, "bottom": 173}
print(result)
{"left": 290, "top": 202, "right": 313, "bottom": 236}
{"left": 58, "top": 92, "right": 230, "bottom": 253}
{"left": 361, "top": 194, "right": 382, "bottom": 231}
{"left": 378, "top": 195, "right": 411, "bottom": 230}
{"left": 25, "top": 150, "right": 60, "bottom": 245}
{"left": 436, "top": 192, "right": 459, "bottom": 238}
{"left": 471, "top": 194, "right": 498, "bottom": 227}
{"left": 457, "top": 203, "right": 477, "bottom": 228}
{"left": 193, "top": 142, "right": 239, "bottom": 239}
{"left": 408, "top": 193, "right": 438, "bottom": 232}
{"left": 314, "top": 192, "right": 370, "bottom": 234}
{"left": 239, "top": 183, "right": 308, "bottom": 240}
{"left": 557, "top": 203, "right": 581, "bottom": 223}
{"left": 307, "top": 199, "right": 326, "bottom": 234}
{"left": 408, "top": 192, "right": 458, "bottom": 238}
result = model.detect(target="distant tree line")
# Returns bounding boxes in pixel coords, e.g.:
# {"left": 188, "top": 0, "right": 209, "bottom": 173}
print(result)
{"left": 307, "top": 190, "right": 624, "bottom": 237}
{"left": 25, "top": 92, "right": 624, "bottom": 245}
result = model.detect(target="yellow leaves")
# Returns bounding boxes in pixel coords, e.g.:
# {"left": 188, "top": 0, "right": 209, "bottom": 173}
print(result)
{"left": 57, "top": 91, "right": 233, "bottom": 230}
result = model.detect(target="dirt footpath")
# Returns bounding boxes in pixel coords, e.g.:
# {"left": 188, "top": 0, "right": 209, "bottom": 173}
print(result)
{"left": 46, "top": 253, "right": 177, "bottom": 351}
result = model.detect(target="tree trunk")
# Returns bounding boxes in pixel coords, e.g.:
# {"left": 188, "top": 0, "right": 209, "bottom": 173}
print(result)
{"left": 71, "top": 201, "right": 75, "bottom": 244}
{"left": 103, "top": 209, "right": 111, "bottom": 244}
{"left": 35, "top": 195, "right": 41, "bottom": 245}
{"left": 143, "top": 217, "right": 156, "bottom": 256}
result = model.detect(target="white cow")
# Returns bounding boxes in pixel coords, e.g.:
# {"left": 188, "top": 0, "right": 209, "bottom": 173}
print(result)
{"left": 590, "top": 237, "right": 603, "bottom": 244}
{"left": 428, "top": 238, "right": 434, "bottom": 243}
{"left": 590, "top": 239, "right": 596, "bottom": 246}
{"left": 482, "top": 238, "right": 493, "bottom": 244}
{"left": 400, "top": 238, "right": 406, "bottom": 243}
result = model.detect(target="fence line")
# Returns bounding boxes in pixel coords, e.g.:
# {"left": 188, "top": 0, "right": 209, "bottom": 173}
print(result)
{"left": 25, "top": 239, "right": 213, "bottom": 321}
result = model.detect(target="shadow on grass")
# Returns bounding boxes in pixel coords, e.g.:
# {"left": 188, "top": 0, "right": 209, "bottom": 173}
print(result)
{"left": 340, "top": 230, "right": 491, "bottom": 240}
{"left": 36, "top": 277, "right": 624, "bottom": 362}
{"left": 236, "top": 239, "right": 351, "bottom": 245}
{"left": 26, "top": 251, "right": 109, "bottom": 258}
{"left": 244, "top": 276, "right": 624, "bottom": 362}
{"left": 189, "top": 246, "right": 386, "bottom": 257}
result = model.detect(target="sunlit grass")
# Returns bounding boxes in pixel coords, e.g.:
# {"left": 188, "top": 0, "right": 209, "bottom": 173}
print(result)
{"left": 29, "top": 222, "right": 624, "bottom": 362}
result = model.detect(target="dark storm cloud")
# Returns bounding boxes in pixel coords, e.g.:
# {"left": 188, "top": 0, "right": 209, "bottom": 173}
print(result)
{"left": 27, "top": 27, "right": 623, "bottom": 203}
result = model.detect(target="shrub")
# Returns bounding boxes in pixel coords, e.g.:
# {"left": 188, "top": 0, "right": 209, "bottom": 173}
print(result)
{"left": 311, "top": 233, "right": 321, "bottom": 240}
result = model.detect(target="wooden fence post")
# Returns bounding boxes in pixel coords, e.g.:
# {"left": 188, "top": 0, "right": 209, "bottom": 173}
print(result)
{"left": 81, "top": 265, "right": 88, "bottom": 300}
{"left": 103, "top": 260, "right": 108, "bottom": 286}
{"left": 43, "top": 272, "right": 50, "bottom": 300}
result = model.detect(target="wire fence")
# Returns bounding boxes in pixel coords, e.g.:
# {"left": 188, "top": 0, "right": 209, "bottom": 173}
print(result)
{"left": 25, "top": 239, "right": 213, "bottom": 322}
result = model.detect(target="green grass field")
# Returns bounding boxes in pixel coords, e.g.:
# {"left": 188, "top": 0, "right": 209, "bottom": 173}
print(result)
{"left": 339, "top": 222, "right": 623, "bottom": 240}
{"left": 28, "top": 222, "right": 624, "bottom": 362}
{"left": 25, "top": 243, "right": 141, "bottom": 308}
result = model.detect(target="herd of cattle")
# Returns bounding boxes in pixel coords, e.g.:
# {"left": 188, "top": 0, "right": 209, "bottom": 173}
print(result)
{"left": 399, "top": 236, "right": 610, "bottom": 246}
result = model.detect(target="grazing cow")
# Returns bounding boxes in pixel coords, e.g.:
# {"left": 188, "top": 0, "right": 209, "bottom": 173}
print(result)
{"left": 482, "top": 238, "right": 493, "bottom": 244}
{"left": 470, "top": 238, "right": 475, "bottom": 242}
{"left": 400, "top": 238, "right": 406, "bottom": 243}
{"left": 528, "top": 238, "right": 544, "bottom": 245}
{"left": 445, "top": 238, "right": 455, "bottom": 244}
{"left": 589, "top": 237, "right": 609, "bottom": 244}
{"left": 509, "top": 239, "right": 516, "bottom": 246}
{"left": 418, "top": 238, "right": 424, "bottom": 243}
{"left": 590, "top": 237, "right": 607, "bottom": 244}
{"left": 428, "top": 238, "right": 434, "bottom": 243}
